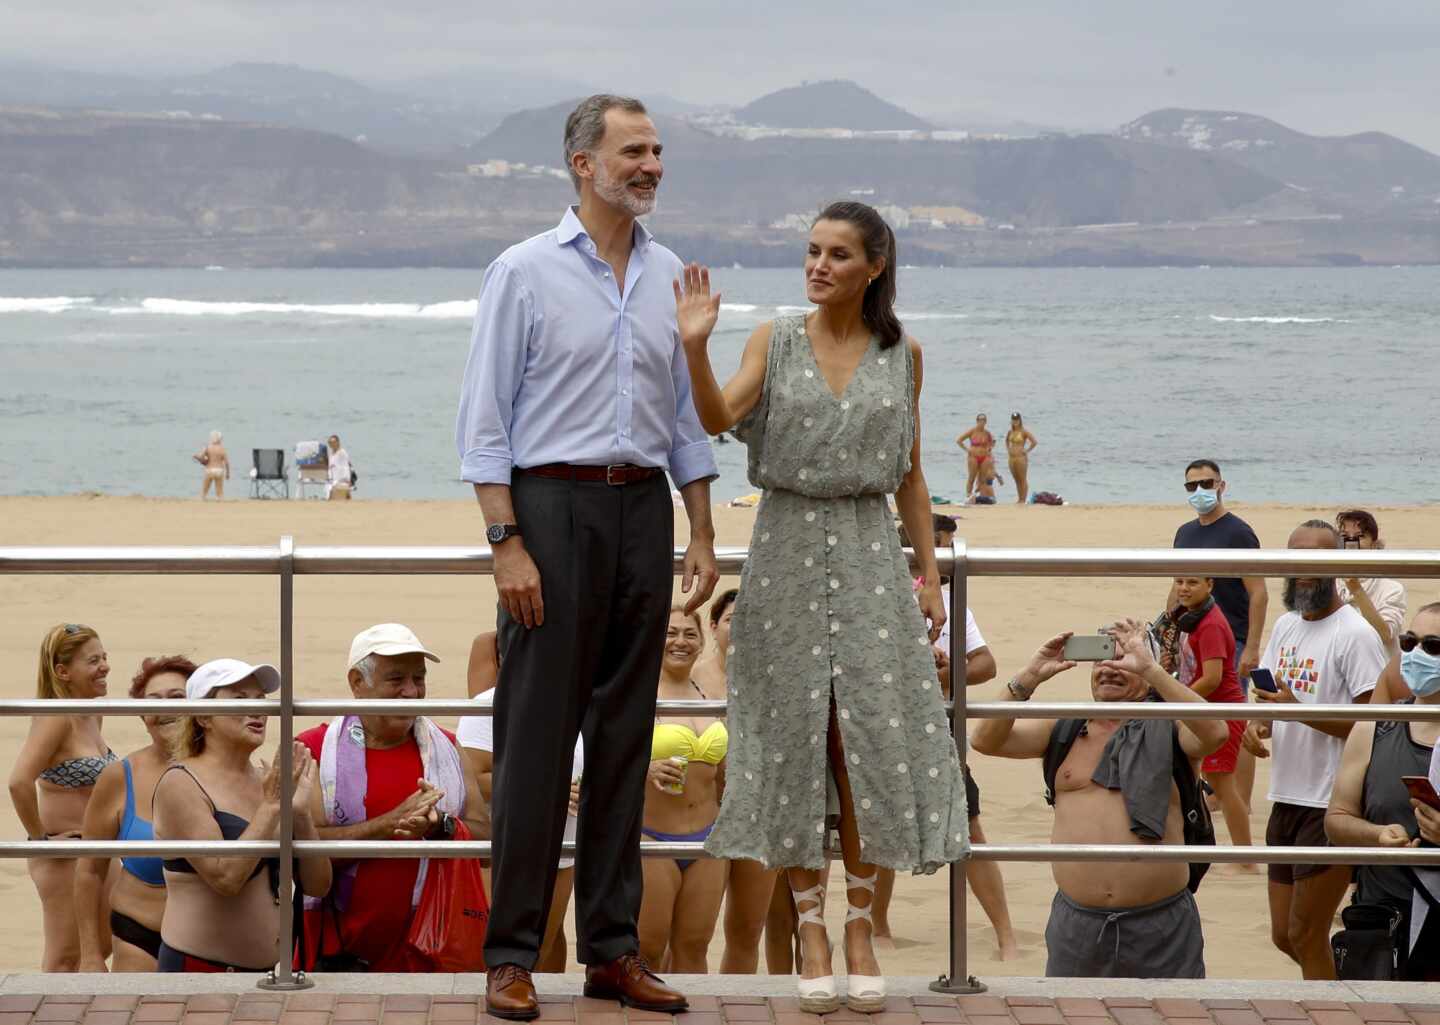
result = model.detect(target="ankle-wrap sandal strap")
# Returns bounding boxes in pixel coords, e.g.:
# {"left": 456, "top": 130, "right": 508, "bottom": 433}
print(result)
{"left": 845, "top": 871, "right": 878, "bottom": 924}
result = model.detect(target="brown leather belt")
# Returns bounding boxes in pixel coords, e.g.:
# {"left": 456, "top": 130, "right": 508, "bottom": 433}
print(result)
{"left": 518, "top": 463, "right": 663, "bottom": 486}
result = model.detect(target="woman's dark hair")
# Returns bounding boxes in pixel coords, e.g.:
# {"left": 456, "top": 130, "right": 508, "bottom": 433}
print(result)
{"left": 813, "top": 201, "right": 903, "bottom": 349}
{"left": 709, "top": 588, "right": 739, "bottom": 627}
{"left": 1335, "top": 509, "right": 1380, "bottom": 543}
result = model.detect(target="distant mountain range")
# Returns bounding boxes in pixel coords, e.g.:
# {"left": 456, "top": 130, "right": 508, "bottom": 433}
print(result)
{"left": 735, "top": 80, "right": 932, "bottom": 131}
{"left": 2, "top": 74, "right": 1438, "bottom": 267}
{"left": 470, "top": 99, "right": 1282, "bottom": 227}
{"left": 1118, "top": 109, "right": 1440, "bottom": 209}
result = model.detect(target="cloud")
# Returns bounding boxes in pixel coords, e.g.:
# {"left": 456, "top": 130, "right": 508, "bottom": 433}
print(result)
{"left": 3, "top": 0, "right": 1439, "bottom": 149}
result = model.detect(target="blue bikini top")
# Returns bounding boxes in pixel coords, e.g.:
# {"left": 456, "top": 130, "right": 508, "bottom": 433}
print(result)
{"left": 118, "top": 759, "right": 165, "bottom": 887}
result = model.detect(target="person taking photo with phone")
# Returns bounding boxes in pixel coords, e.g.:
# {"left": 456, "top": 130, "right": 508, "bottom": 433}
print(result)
{"left": 1335, "top": 510, "right": 1406, "bottom": 655}
{"left": 1324, "top": 601, "right": 1440, "bottom": 981}
{"left": 1242, "top": 520, "right": 1388, "bottom": 980}
{"left": 971, "top": 620, "right": 1228, "bottom": 978}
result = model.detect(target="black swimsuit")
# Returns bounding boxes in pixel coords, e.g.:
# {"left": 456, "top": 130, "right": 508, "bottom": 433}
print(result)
{"left": 154, "top": 764, "right": 283, "bottom": 973}
{"left": 156, "top": 764, "right": 278, "bottom": 892}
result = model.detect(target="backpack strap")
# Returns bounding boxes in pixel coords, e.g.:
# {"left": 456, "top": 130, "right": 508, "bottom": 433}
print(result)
{"left": 1168, "top": 722, "right": 1217, "bottom": 891}
{"left": 1042, "top": 719, "right": 1087, "bottom": 807}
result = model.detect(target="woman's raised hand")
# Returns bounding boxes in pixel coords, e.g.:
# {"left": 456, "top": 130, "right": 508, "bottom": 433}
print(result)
{"left": 290, "top": 742, "right": 316, "bottom": 818}
{"left": 673, "top": 262, "right": 722, "bottom": 350}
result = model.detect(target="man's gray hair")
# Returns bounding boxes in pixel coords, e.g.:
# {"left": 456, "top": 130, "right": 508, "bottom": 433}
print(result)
{"left": 353, "top": 653, "right": 378, "bottom": 682}
{"left": 563, "top": 94, "right": 648, "bottom": 193}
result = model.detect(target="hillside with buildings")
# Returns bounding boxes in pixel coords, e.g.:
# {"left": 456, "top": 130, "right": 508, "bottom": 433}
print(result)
{"left": 3, "top": 80, "right": 1439, "bottom": 267}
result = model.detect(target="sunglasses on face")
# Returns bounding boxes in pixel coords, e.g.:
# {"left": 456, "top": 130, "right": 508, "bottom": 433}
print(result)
{"left": 1183, "top": 478, "right": 1218, "bottom": 493}
{"left": 1341, "top": 533, "right": 1366, "bottom": 548}
{"left": 1399, "top": 632, "right": 1440, "bottom": 657}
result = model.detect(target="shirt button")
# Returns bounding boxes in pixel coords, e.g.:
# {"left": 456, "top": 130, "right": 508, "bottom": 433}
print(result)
{"left": 622, "top": 389, "right": 629, "bottom": 396}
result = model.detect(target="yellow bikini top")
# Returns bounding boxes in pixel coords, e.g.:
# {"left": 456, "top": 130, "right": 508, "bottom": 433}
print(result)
{"left": 652, "top": 678, "right": 728, "bottom": 764}
{"left": 652, "top": 721, "right": 729, "bottom": 765}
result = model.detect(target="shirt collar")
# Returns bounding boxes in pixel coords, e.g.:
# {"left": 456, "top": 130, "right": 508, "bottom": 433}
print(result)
{"left": 555, "top": 205, "right": 653, "bottom": 252}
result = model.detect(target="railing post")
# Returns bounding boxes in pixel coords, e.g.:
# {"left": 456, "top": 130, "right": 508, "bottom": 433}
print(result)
{"left": 260, "top": 535, "right": 313, "bottom": 990}
{"left": 932, "top": 536, "right": 984, "bottom": 994}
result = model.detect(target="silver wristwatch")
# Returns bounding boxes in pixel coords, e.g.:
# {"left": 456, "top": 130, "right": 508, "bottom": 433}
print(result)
{"left": 1007, "top": 676, "right": 1033, "bottom": 701}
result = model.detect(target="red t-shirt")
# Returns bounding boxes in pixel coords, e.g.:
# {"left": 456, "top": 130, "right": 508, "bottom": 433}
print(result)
{"left": 298, "top": 722, "right": 459, "bottom": 972}
{"left": 1180, "top": 603, "right": 1243, "bottom": 704}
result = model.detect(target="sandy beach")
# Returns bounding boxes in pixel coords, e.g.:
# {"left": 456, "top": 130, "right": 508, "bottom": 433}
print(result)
{"left": 1, "top": 495, "right": 1436, "bottom": 979}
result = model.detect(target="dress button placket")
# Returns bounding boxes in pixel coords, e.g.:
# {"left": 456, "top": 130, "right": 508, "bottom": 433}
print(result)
{"left": 818, "top": 503, "right": 837, "bottom": 854}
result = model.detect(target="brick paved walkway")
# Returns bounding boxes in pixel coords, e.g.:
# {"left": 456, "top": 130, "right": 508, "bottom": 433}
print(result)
{"left": 1, "top": 994, "right": 1437, "bottom": 1025}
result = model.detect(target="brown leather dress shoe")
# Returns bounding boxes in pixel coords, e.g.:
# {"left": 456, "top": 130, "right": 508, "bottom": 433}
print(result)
{"left": 583, "top": 952, "right": 688, "bottom": 1012}
{"left": 485, "top": 963, "right": 539, "bottom": 1021}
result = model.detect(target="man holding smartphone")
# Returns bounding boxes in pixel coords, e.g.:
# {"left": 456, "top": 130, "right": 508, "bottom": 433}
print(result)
{"left": 972, "top": 620, "right": 1229, "bottom": 978}
{"left": 1243, "top": 520, "right": 1387, "bottom": 980}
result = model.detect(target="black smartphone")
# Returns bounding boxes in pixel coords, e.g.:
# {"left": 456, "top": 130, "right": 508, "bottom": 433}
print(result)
{"left": 1250, "top": 667, "right": 1279, "bottom": 693}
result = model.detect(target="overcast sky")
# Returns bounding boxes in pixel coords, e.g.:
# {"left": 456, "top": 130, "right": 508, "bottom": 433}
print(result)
{"left": 6, "top": 1, "right": 1440, "bottom": 150}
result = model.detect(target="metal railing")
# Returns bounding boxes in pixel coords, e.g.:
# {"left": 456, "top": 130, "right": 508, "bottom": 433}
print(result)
{"left": 3, "top": 541, "right": 1440, "bottom": 992}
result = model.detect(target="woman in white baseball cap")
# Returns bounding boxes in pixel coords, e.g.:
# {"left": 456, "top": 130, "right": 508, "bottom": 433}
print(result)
{"left": 151, "top": 658, "right": 331, "bottom": 971}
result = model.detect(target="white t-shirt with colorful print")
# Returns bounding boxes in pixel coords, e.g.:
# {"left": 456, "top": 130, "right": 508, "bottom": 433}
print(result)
{"left": 1261, "top": 603, "right": 1387, "bottom": 808}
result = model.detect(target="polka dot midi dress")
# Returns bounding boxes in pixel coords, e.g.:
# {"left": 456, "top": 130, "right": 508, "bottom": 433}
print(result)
{"left": 704, "top": 315, "right": 970, "bottom": 874}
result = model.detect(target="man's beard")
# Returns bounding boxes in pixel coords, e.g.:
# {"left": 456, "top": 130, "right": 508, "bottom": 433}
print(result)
{"left": 594, "top": 161, "right": 658, "bottom": 217}
{"left": 1283, "top": 576, "right": 1338, "bottom": 615}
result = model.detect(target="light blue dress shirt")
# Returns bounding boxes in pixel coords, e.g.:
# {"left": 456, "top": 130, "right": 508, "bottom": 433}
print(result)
{"left": 455, "top": 207, "right": 718, "bottom": 489}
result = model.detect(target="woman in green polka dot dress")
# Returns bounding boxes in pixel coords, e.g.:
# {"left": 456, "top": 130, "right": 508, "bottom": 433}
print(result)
{"left": 674, "top": 202, "right": 968, "bottom": 1012}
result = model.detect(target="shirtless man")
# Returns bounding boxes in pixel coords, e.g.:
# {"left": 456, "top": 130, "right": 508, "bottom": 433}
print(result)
{"left": 972, "top": 620, "right": 1228, "bottom": 978}
{"left": 196, "top": 431, "right": 229, "bottom": 499}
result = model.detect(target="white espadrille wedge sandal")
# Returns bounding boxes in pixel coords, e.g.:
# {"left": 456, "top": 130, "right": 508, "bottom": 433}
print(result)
{"left": 843, "top": 870, "right": 886, "bottom": 1013}
{"left": 792, "top": 881, "right": 840, "bottom": 1014}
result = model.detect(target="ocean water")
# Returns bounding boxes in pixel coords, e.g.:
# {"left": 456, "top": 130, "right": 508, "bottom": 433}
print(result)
{"left": 1, "top": 266, "right": 1437, "bottom": 506}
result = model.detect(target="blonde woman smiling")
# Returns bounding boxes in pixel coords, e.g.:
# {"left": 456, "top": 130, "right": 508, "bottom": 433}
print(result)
{"left": 9, "top": 623, "right": 116, "bottom": 971}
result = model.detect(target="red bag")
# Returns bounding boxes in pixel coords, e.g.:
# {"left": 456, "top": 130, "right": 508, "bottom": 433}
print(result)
{"left": 405, "top": 820, "right": 489, "bottom": 971}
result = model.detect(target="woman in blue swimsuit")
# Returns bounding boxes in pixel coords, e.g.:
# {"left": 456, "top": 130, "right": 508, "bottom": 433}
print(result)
{"left": 77, "top": 655, "right": 196, "bottom": 971}
{"left": 9, "top": 624, "right": 116, "bottom": 971}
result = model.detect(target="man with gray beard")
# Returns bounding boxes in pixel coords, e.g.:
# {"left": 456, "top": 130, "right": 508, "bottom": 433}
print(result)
{"left": 457, "top": 94, "right": 717, "bottom": 1017}
{"left": 1243, "top": 519, "right": 1387, "bottom": 979}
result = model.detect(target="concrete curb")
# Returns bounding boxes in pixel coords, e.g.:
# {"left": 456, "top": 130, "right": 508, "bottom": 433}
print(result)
{"left": 2, "top": 975, "right": 1436, "bottom": 1003}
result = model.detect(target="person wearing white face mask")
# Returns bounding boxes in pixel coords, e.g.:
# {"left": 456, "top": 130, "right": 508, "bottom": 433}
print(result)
{"left": 1325, "top": 601, "right": 1440, "bottom": 981}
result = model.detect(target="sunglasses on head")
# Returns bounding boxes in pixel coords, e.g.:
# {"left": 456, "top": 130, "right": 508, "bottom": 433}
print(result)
{"left": 1183, "top": 478, "right": 1218, "bottom": 493}
{"left": 1399, "top": 632, "right": 1440, "bottom": 657}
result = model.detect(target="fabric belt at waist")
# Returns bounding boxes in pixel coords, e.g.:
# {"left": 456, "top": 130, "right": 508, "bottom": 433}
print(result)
{"left": 517, "top": 463, "right": 662, "bottom": 486}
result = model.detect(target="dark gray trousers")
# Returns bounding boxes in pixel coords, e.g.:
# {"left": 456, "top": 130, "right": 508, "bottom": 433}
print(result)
{"left": 482, "top": 471, "right": 673, "bottom": 970}
{"left": 1044, "top": 887, "right": 1205, "bottom": 978}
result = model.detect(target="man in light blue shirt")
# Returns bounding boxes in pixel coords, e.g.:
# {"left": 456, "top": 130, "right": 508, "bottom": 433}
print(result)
{"left": 456, "top": 94, "right": 717, "bottom": 1019}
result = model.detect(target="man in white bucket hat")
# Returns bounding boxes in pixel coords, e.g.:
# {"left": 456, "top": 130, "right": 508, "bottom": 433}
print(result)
{"left": 297, "top": 624, "right": 488, "bottom": 971}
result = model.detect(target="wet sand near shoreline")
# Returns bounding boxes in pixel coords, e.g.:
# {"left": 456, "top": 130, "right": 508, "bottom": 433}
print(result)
{"left": 2, "top": 495, "right": 1437, "bottom": 977}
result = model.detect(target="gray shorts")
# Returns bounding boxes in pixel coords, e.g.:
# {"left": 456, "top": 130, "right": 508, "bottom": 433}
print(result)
{"left": 1045, "top": 888, "right": 1205, "bottom": 979}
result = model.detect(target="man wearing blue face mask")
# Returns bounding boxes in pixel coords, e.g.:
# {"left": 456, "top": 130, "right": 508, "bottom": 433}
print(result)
{"left": 1170, "top": 460, "right": 1269, "bottom": 688}
{"left": 1170, "top": 459, "right": 1270, "bottom": 818}
{"left": 1324, "top": 601, "right": 1440, "bottom": 981}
